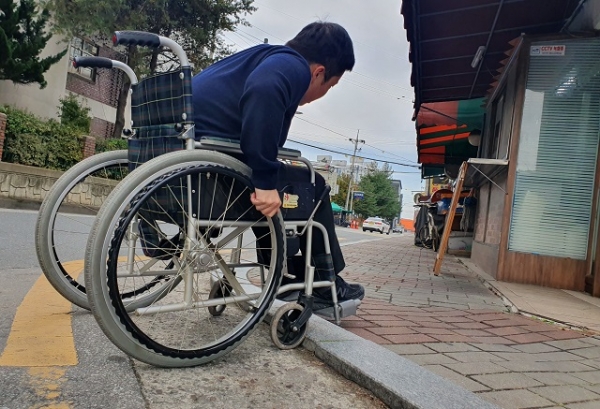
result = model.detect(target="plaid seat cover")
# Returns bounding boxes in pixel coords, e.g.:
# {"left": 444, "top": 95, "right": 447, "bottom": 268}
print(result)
{"left": 127, "top": 67, "right": 193, "bottom": 170}
{"left": 126, "top": 67, "right": 194, "bottom": 253}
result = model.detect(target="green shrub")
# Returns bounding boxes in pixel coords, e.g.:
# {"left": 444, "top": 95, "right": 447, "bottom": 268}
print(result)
{"left": 43, "top": 121, "right": 83, "bottom": 170}
{"left": 57, "top": 94, "right": 91, "bottom": 134}
{"left": 1, "top": 106, "right": 48, "bottom": 166}
{"left": 2, "top": 132, "right": 48, "bottom": 167}
{"left": 1, "top": 105, "right": 83, "bottom": 170}
{"left": 95, "top": 137, "right": 128, "bottom": 153}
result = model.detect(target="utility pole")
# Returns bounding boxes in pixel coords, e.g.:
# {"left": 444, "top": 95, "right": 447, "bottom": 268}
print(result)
{"left": 344, "top": 130, "right": 365, "bottom": 214}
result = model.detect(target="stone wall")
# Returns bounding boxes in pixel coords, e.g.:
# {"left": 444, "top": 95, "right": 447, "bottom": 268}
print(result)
{"left": 0, "top": 162, "right": 117, "bottom": 208}
{"left": 0, "top": 113, "right": 6, "bottom": 161}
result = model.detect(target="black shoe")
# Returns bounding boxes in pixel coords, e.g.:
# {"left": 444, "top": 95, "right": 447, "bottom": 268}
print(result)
{"left": 313, "top": 275, "right": 365, "bottom": 307}
{"left": 276, "top": 290, "right": 300, "bottom": 302}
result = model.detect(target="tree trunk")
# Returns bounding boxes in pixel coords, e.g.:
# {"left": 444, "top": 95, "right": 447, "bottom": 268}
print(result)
{"left": 112, "top": 46, "right": 136, "bottom": 139}
{"left": 112, "top": 78, "right": 131, "bottom": 138}
{"left": 150, "top": 48, "right": 159, "bottom": 73}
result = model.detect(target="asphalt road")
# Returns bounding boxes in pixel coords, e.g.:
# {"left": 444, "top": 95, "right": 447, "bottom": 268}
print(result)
{"left": 0, "top": 208, "right": 393, "bottom": 409}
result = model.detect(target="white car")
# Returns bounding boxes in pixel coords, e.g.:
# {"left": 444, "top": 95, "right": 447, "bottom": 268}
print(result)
{"left": 362, "top": 217, "right": 391, "bottom": 234}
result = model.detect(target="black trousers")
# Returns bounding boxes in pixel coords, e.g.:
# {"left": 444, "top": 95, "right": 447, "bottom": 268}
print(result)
{"left": 255, "top": 164, "right": 346, "bottom": 281}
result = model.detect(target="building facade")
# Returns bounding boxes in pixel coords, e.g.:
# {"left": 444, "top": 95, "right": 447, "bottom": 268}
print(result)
{"left": 0, "top": 36, "right": 128, "bottom": 139}
{"left": 403, "top": 0, "right": 600, "bottom": 297}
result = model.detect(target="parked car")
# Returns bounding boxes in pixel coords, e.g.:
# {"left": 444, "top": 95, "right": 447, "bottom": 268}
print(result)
{"left": 362, "top": 217, "right": 391, "bottom": 234}
{"left": 392, "top": 226, "right": 403, "bottom": 233}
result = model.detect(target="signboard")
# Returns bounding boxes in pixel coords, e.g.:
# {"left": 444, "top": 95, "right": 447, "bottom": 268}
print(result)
{"left": 530, "top": 45, "right": 566, "bottom": 56}
{"left": 353, "top": 191, "right": 364, "bottom": 201}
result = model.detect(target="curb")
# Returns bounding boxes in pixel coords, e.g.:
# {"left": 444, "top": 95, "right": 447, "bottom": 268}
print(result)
{"left": 266, "top": 300, "right": 501, "bottom": 409}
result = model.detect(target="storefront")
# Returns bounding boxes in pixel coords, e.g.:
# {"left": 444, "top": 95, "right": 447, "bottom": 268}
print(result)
{"left": 402, "top": 0, "right": 600, "bottom": 296}
{"left": 475, "top": 34, "right": 600, "bottom": 294}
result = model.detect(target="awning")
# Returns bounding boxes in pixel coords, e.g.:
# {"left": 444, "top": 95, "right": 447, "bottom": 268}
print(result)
{"left": 401, "top": 0, "right": 581, "bottom": 106}
{"left": 331, "top": 202, "right": 343, "bottom": 213}
{"left": 417, "top": 98, "right": 485, "bottom": 175}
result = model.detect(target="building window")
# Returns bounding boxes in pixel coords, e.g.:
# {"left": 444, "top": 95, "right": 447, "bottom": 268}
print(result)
{"left": 69, "top": 37, "right": 98, "bottom": 80}
{"left": 508, "top": 37, "right": 600, "bottom": 260}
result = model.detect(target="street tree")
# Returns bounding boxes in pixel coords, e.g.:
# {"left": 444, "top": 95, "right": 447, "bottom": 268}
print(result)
{"left": 0, "top": 0, "right": 66, "bottom": 88}
{"left": 50, "top": 0, "right": 256, "bottom": 137}
{"left": 353, "top": 162, "right": 400, "bottom": 220}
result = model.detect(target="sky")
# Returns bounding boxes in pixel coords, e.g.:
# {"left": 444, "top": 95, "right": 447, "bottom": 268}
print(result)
{"left": 221, "top": 0, "right": 423, "bottom": 219}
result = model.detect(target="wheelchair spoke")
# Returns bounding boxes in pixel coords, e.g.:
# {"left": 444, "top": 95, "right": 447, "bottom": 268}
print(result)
{"left": 99, "top": 162, "right": 284, "bottom": 360}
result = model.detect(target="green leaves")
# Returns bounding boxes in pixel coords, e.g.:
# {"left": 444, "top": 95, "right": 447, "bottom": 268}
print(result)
{"left": 58, "top": 94, "right": 91, "bottom": 134}
{"left": 353, "top": 163, "right": 401, "bottom": 221}
{"left": 0, "top": 0, "right": 67, "bottom": 88}
{"left": 0, "top": 105, "right": 84, "bottom": 170}
{"left": 49, "top": 0, "right": 256, "bottom": 71}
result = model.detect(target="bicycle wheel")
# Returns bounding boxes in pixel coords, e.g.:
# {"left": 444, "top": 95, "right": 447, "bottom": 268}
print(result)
{"left": 417, "top": 225, "right": 432, "bottom": 249}
{"left": 85, "top": 150, "right": 286, "bottom": 367}
{"left": 35, "top": 150, "right": 129, "bottom": 309}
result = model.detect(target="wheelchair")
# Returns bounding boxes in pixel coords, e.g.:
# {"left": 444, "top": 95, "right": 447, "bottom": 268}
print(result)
{"left": 36, "top": 31, "right": 361, "bottom": 367}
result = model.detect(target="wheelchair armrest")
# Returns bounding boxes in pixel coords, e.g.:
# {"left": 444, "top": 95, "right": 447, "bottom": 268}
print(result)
{"left": 197, "top": 137, "right": 243, "bottom": 153}
{"left": 197, "top": 136, "right": 301, "bottom": 158}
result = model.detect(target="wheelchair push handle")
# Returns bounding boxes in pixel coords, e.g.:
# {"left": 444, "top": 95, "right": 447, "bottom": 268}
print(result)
{"left": 73, "top": 56, "right": 113, "bottom": 69}
{"left": 73, "top": 56, "right": 138, "bottom": 85}
{"left": 113, "top": 31, "right": 191, "bottom": 68}
{"left": 113, "top": 31, "right": 161, "bottom": 48}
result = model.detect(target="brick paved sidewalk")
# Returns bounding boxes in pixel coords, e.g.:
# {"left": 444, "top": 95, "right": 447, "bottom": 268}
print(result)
{"left": 339, "top": 235, "right": 600, "bottom": 409}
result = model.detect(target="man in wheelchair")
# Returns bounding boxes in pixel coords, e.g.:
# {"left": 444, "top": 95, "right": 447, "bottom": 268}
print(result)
{"left": 192, "top": 21, "right": 364, "bottom": 309}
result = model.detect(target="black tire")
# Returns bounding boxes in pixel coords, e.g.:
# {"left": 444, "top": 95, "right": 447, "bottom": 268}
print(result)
{"left": 35, "top": 150, "right": 129, "bottom": 309}
{"left": 270, "top": 303, "right": 307, "bottom": 350}
{"left": 417, "top": 226, "right": 432, "bottom": 249}
{"left": 208, "top": 279, "right": 231, "bottom": 316}
{"left": 432, "top": 229, "right": 441, "bottom": 253}
{"left": 35, "top": 150, "right": 175, "bottom": 310}
{"left": 85, "top": 150, "right": 285, "bottom": 367}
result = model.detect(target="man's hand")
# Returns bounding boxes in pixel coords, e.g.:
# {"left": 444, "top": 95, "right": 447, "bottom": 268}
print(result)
{"left": 251, "top": 188, "right": 281, "bottom": 218}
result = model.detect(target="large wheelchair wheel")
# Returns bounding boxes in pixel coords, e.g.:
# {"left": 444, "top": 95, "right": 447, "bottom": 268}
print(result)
{"left": 35, "top": 150, "right": 176, "bottom": 310}
{"left": 85, "top": 150, "right": 286, "bottom": 367}
{"left": 35, "top": 150, "right": 129, "bottom": 309}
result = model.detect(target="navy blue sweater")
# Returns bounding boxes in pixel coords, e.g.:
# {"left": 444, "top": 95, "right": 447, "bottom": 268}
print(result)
{"left": 192, "top": 44, "right": 311, "bottom": 189}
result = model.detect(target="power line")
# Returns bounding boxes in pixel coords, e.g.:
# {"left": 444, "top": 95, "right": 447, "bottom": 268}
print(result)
{"left": 290, "top": 132, "right": 419, "bottom": 166}
{"left": 294, "top": 116, "right": 351, "bottom": 140}
{"left": 363, "top": 142, "right": 418, "bottom": 164}
{"left": 286, "top": 139, "right": 420, "bottom": 168}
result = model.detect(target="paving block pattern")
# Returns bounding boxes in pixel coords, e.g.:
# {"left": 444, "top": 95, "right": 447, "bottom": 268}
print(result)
{"left": 338, "top": 235, "right": 600, "bottom": 409}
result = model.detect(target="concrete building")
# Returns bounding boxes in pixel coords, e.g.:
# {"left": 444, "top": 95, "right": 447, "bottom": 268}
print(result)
{"left": 0, "top": 36, "right": 127, "bottom": 139}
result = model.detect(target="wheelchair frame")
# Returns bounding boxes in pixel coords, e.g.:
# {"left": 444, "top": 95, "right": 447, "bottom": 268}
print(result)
{"left": 40, "top": 31, "right": 360, "bottom": 366}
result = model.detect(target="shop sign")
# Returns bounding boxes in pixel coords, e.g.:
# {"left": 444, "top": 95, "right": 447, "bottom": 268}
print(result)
{"left": 530, "top": 45, "right": 566, "bottom": 56}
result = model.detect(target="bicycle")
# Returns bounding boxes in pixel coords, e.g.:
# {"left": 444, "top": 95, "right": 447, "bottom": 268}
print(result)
{"left": 415, "top": 203, "right": 441, "bottom": 252}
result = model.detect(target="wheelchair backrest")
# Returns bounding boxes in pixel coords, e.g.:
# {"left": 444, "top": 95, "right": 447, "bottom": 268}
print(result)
{"left": 128, "top": 67, "right": 194, "bottom": 171}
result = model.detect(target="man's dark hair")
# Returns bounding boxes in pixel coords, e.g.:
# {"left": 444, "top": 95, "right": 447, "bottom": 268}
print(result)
{"left": 286, "top": 22, "right": 355, "bottom": 81}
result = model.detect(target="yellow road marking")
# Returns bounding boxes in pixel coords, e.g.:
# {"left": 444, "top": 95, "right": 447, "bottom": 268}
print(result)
{"left": 0, "top": 265, "right": 79, "bottom": 408}
{"left": 28, "top": 367, "right": 72, "bottom": 408}
{"left": 0, "top": 271, "right": 78, "bottom": 366}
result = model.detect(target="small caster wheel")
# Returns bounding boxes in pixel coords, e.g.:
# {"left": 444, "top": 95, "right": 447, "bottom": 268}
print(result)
{"left": 270, "top": 302, "right": 307, "bottom": 350}
{"left": 208, "top": 280, "right": 231, "bottom": 316}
